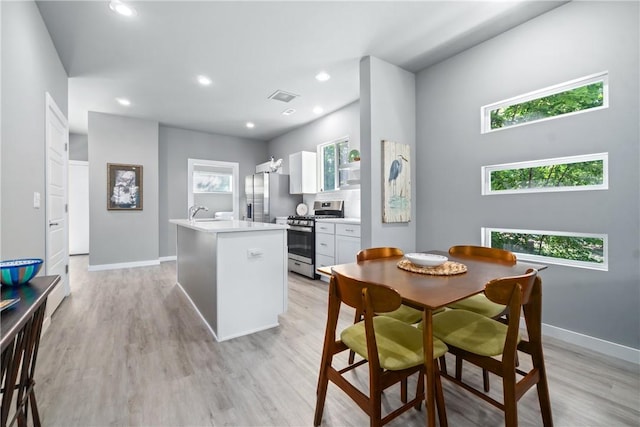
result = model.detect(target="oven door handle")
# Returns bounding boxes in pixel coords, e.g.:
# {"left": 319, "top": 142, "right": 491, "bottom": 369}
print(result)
{"left": 288, "top": 225, "right": 313, "bottom": 233}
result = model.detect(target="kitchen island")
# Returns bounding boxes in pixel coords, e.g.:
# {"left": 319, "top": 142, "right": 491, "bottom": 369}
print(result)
{"left": 170, "top": 219, "right": 288, "bottom": 341}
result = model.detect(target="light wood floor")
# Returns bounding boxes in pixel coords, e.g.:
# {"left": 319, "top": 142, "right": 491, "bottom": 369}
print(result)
{"left": 33, "top": 255, "right": 639, "bottom": 426}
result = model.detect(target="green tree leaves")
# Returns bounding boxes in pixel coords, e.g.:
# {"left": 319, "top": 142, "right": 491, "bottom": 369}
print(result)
{"left": 491, "top": 82, "right": 604, "bottom": 129}
{"left": 491, "top": 160, "right": 604, "bottom": 191}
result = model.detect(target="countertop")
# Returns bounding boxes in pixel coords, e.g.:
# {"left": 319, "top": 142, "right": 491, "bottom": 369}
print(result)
{"left": 170, "top": 219, "right": 287, "bottom": 233}
{"left": 315, "top": 217, "right": 361, "bottom": 225}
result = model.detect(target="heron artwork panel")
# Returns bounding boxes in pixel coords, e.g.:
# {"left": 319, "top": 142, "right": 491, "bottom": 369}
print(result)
{"left": 382, "top": 140, "right": 411, "bottom": 223}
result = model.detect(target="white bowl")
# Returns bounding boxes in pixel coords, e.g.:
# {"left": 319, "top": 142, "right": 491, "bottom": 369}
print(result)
{"left": 405, "top": 253, "right": 448, "bottom": 267}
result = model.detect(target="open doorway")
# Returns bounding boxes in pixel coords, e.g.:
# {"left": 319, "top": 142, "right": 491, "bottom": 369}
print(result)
{"left": 187, "top": 159, "right": 240, "bottom": 220}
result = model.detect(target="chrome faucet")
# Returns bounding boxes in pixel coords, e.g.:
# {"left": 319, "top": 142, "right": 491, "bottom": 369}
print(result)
{"left": 188, "top": 205, "right": 209, "bottom": 221}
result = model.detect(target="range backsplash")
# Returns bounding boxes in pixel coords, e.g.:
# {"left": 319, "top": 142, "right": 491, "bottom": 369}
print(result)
{"left": 303, "top": 188, "right": 360, "bottom": 218}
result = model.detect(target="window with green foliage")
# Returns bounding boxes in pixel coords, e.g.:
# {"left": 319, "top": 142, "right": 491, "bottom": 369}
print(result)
{"left": 318, "top": 137, "right": 349, "bottom": 192}
{"left": 481, "top": 72, "right": 608, "bottom": 133}
{"left": 482, "top": 228, "right": 608, "bottom": 271}
{"left": 482, "top": 153, "right": 608, "bottom": 195}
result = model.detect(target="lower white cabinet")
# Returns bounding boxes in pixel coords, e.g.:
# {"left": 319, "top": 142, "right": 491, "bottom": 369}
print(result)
{"left": 316, "top": 220, "right": 361, "bottom": 279}
{"left": 335, "top": 223, "right": 361, "bottom": 264}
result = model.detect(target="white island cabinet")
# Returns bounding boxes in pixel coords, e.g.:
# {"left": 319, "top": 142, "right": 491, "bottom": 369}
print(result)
{"left": 170, "top": 219, "right": 288, "bottom": 342}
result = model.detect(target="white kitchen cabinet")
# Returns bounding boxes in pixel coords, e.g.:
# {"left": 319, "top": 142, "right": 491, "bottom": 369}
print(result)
{"left": 335, "top": 224, "right": 361, "bottom": 265}
{"left": 316, "top": 220, "right": 361, "bottom": 279}
{"left": 289, "top": 151, "right": 317, "bottom": 194}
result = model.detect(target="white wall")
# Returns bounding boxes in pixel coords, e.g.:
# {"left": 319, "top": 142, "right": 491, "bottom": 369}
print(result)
{"left": 1, "top": 1, "right": 68, "bottom": 259}
{"left": 415, "top": 1, "right": 639, "bottom": 350}
{"left": 88, "top": 112, "right": 159, "bottom": 267}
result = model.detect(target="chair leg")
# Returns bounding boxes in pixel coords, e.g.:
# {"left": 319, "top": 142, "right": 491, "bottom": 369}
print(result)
{"left": 439, "top": 355, "right": 447, "bottom": 374}
{"left": 482, "top": 369, "right": 490, "bottom": 392}
{"left": 435, "top": 365, "right": 448, "bottom": 427}
{"left": 370, "top": 383, "right": 382, "bottom": 427}
{"left": 414, "top": 371, "right": 425, "bottom": 411}
{"left": 314, "top": 352, "right": 331, "bottom": 426}
{"left": 400, "top": 378, "right": 408, "bottom": 403}
{"left": 502, "top": 372, "right": 518, "bottom": 427}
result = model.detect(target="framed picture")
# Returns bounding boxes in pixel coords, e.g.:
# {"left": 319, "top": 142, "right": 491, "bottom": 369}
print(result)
{"left": 382, "top": 140, "right": 411, "bottom": 223}
{"left": 107, "top": 163, "right": 143, "bottom": 210}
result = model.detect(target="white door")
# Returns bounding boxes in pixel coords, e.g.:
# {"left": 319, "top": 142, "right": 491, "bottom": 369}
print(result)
{"left": 45, "top": 92, "right": 69, "bottom": 327}
{"left": 69, "top": 161, "right": 89, "bottom": 254}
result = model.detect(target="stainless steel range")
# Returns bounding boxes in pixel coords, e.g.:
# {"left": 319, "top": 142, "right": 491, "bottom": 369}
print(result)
{"left": 287, "top": 200, "right": 344, "bottom": 279}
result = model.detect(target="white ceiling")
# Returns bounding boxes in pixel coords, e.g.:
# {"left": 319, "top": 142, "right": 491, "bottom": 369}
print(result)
{"left": 37, "top": 1, "right": 565, "bottom": 141}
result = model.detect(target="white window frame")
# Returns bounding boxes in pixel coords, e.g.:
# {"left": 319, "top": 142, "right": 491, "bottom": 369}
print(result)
{"left": 481, "top": 71, "right": 609, "bottom": 134}
{"left": 481, "top": 152, "right": 608, "bottom": 195}
{"left": 317, "top": 136, "right": 349, "bottom": 192}
{"left": 481, "top": 227, "right": 608, "bottom": 271}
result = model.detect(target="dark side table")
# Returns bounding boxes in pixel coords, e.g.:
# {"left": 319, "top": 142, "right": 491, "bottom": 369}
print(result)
{"left": 1, "top": 275, "right": 60, "bottom": 427}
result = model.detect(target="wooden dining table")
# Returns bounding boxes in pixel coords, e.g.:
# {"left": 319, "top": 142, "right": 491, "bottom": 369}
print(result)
{"left": 324, "top": 250, "right": 546, "bottom": 427}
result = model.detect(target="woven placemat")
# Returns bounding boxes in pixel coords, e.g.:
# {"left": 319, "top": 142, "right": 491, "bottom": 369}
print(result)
{"left": 397, "top": 259, "right": 467, "bottom": 276}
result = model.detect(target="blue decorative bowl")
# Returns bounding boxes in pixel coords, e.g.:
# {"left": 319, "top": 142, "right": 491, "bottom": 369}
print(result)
{"left": 0, "top": 259, "right": 43, "bottom": 286}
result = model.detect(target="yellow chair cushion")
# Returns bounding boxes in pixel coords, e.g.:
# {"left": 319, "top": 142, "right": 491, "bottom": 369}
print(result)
{"left": 432, "top": 309, "right": 520, "bottom": 357}
{"left": 378, "top": 304, "right": 423, "bottom": 324}
{"left": 341, "top": 316, "right": 448, "bottom": 371}
{"left": 447, "top": 294, "right": 506, "bottom": 318}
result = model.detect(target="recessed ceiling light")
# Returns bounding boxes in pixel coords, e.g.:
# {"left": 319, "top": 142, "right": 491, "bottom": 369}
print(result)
{"left": 116, "top": 98, "right": 131, "bottom": 106}
{"left": 197, "top": 75, "right": 212, "bottom": 86}
{"left": 315, "top": 71, "right": 331, "bottom": 82}
{"left": 109, "top": 1, "right": 137, "bottom": 17}
{"left": 313, "top": 106, "right": 324, "bottom": 115}
{"left": 282, "top": 109, "right": 296, "bottom": 116}
{"left": 246, "top": 122, "right": 255, "bottom": 129}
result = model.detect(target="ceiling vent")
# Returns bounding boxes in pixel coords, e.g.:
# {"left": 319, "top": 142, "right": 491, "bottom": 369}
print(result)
{"left": 268, "top": 90, "right": 299, "bottom": 103}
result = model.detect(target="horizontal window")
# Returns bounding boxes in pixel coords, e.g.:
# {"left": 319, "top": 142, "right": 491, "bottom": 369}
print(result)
{"left": 193, "top": 171, "right": 232, "bottom": 193}
{"left": 482, "top": 227, "right": 608, "bottom": 271}
{"left": 481, "top": 72, "right": 608, "bottom": 133}
{"left": 482, "top": 153, "right": 608, "bottom": 195}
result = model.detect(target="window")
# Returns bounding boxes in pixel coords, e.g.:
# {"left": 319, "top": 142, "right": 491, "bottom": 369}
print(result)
{"left": 481, "top": 72, "right": 608, "bottom": 133}
{"left": 482, "top": 153, "right": 608, "bottom": 195}
{"left": 317, "top": 137, "right": 349, "bottom": 192}
{"left": 192, "top": 171, "right": 232, "bottom": 193}
{"left": 482, "top": 227, "right": 608, "bottom": 271}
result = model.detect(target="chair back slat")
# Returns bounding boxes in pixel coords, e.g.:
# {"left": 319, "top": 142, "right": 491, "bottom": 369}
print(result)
{"left": 357, "top": 247, "right": 404, "bottom": 262}
{"left": 449, "top": 245, "right": 516, "bottom": 263}
{"left": 333, "top": 271, "right": 402, "bottom": 314}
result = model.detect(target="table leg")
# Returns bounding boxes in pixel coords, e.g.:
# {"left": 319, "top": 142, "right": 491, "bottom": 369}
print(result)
{"left": 423, "top": 308, "right": 435, "bottom": 427}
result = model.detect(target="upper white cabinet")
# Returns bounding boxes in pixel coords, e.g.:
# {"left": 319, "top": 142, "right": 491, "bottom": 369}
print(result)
{"left": 289, "top": 151, "right": 317, "bottom": 194}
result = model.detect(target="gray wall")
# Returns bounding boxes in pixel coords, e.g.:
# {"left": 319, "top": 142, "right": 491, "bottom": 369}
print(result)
{"left": 69, "top": 133, "right": 88, "bottom": 161}
{"left": 268, "top": 101, "right": 360, "bottom": 172}
{"left": 360, "top": 56, "right": 417, "bottom": 253}
{"left": 159, "top": 125, "right": 268, "bottom": 257}
{"left": 415, "top": 1, "right": 639, "bottom": 348}
{"left": 267, "top": 101, "right": 361, "bottom": 218}
{"left": 88, "top": 112, "right": 159, "bottom": 266}
{"left": 1, "top": 1, "right": 68, "bottom": 259}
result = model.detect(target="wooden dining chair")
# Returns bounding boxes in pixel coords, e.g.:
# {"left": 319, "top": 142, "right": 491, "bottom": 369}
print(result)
{"left": 348, "top": 248, "right": 424, "bottom": 365}
{"left": 432, "top": 269, "right": 553, "bottom": 427}
{"left": 446, "top": 245, "right": 516, "bottom": 391}
{"left": 314, "top": 272, "right": 449, "bottom": 427}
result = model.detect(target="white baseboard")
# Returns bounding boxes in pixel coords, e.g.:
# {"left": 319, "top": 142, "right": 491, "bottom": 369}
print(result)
{"left": 542, "top": 323, "right": 639, "bottom": 364}
{"left": 88, "top": 259, "right": 160, "bottom": 271}
{"left": 159, "top": 256, "right": 177, "bottom": 262}
{"left": 518, "top": 317, "right": 639, "bottom": 364}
